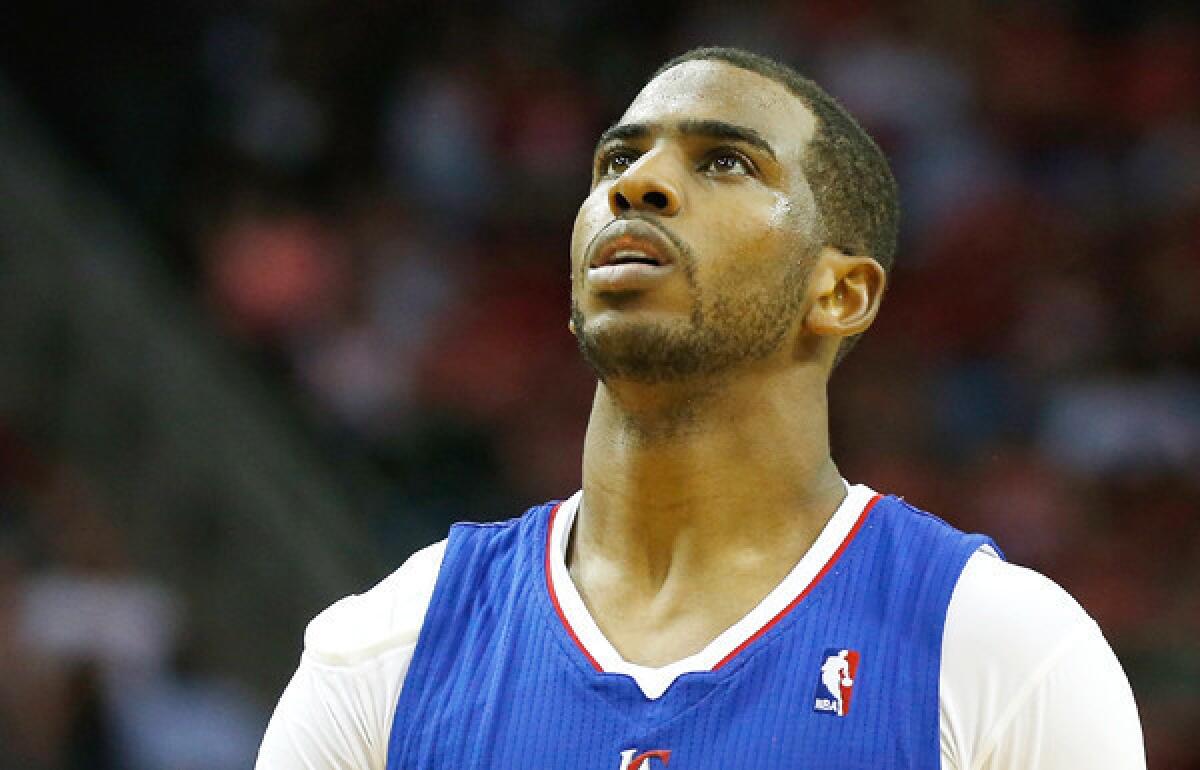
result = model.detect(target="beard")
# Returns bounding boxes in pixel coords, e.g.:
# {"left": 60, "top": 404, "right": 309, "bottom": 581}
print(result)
{"left": 571, "top": 251, "right": 813, "bottom": 385}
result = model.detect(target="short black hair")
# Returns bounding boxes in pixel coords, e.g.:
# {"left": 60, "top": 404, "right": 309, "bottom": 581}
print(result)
{"left": 652, "top": 47, "right": 900, "bottom": 362}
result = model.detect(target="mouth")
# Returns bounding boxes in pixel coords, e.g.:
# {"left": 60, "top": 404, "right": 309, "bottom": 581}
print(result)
{"left": 589, "top": 222, "right": 677, "bottom": 269}
{"left": 596, "top": 250, "right": 665, "bottom": 267}
{"left": 591, "top": 239, "right": 672, "bottom": 269}
{"left": 585, "top": 220, "right": 679, "bottom": 291}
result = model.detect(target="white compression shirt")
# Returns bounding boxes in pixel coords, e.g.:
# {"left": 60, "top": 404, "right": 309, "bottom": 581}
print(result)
{"left": 256, "top": 486, "right": 1146, "bottom": 770}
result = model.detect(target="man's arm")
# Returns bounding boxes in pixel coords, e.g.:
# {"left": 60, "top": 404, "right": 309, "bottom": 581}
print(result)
{"left": 940, "top": 552, "right": 1145, "bottom": 770}
{"left": 256, "top": 540, "right": 447, "bottom": 770}
{"left": 256, "top": 649, "right": 405, "bottom": 770}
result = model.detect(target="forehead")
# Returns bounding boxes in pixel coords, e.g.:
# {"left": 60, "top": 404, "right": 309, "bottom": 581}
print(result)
{"left": 620, "top": 60, "right": 817, "bottom": 160}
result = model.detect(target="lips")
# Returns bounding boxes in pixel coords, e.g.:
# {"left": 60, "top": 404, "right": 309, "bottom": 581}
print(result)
{"left": 592, "top": 237, "right": 671, "bottom": 268}
{"left": 585, "top": 220, "right": 680, "bottom": 292}
{"left": 594, "top": 247, "right": 665, "bottom": 267}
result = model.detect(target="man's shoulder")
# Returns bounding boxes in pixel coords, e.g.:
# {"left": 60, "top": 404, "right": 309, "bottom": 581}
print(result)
{"left": 942, "top": 551, "right": 1106, "bottom": 741}
{"left": 939, "top": 553, "right": 1144, "bottom": 767}
{"left": 867, "top": 491, "right": 1095, "bottom": 650}
{"left": 302, "top": 539, "right": 448, "bottom": 667}
{"left": 878, "top": 494, "right": 990, "bottom": 544}
{"left": 949, "top": 550, "right": 1096, "bottom": 652}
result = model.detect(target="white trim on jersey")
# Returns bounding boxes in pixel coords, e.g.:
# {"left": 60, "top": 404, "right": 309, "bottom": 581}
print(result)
{"left": 547, "top": 483, "right": 878, "bottom": 698}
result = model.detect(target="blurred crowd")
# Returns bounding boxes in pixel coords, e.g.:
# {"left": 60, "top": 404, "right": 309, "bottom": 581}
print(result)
{"left": 2, "top": 0, "right": 1199, "bottom": 766}
{"left": 0, "top": 434, "right": 266, "bottom": 769}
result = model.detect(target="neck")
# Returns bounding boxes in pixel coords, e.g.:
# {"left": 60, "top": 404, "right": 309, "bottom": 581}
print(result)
{"left": 574, "top": 364, "right": 846, "bottom": 590}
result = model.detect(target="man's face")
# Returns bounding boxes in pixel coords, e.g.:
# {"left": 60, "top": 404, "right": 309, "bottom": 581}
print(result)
{"left": 570, "top": 59, "right": 822, "bottom": 384}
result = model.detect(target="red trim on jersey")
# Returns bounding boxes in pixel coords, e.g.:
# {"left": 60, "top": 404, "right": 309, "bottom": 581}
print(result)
{"left": 545, "top": 501, "right": 603, "bottom": 671}
{"left": 711, "top": 493, "right": 883, "bottom": 670}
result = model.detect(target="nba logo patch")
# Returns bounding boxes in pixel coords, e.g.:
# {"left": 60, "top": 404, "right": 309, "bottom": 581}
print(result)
{"left": 813, "top": 648, "right": 860, "bottom": 717}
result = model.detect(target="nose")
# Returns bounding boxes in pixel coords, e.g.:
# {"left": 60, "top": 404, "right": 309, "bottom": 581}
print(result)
{"left": 608, "top": 152, "right": 682, "bottom": 217}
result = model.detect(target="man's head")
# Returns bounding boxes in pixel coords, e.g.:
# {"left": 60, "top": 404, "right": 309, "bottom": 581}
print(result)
{"left": 570, "top": 47, "right": 898, "bottom": 384}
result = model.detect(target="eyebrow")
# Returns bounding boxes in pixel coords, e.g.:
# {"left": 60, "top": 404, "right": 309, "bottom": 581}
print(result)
{"left": 595, "top": 119, "right": 778, "bottom": 161}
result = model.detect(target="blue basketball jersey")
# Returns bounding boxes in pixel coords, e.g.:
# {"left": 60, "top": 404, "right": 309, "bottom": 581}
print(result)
{"left": 386, "top": 493, "right": 998, "bottom": 769}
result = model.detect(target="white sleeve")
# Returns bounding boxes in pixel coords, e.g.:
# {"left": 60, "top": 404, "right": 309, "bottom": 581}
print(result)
{"left": 255, "top": 540, "right": 447, "bottom": 770}
{"left": 940, "top": 551, "right": 1146, "bottom": 770}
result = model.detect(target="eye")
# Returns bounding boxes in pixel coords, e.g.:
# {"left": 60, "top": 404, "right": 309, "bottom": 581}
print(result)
{"left": 598, "top": 148, "right": 639, "bottom": 177}
{"left": 701, "top": 151, "right": 753, "bottom": 176}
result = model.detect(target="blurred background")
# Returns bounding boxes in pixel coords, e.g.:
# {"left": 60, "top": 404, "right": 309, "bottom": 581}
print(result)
{"left": 0, "top": 0, "right": 1197, "bottom": 767}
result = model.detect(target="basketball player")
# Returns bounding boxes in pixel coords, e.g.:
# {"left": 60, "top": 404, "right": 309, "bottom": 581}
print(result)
{"left": 257, "top": 47, "right": 1145, "bottom": 768}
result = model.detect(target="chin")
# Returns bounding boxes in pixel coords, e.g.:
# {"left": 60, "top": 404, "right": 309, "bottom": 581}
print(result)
{"left": 574, "top": 315, "right": 714, "bottom": 384}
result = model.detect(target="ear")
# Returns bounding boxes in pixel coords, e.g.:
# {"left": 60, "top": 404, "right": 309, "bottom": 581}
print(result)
{"left": 803, "top": 247, "right": 886, "bottom": 339}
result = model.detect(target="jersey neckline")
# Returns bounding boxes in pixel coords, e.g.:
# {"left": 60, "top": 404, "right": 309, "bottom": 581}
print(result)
{"left": 544, "top": 483, "right": 882, "bottom": 699}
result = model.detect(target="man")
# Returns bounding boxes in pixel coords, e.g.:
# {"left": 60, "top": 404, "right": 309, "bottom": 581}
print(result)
{"left": 257, "top": 47, "right": 1145, "bottom": 769}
